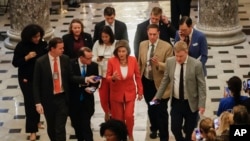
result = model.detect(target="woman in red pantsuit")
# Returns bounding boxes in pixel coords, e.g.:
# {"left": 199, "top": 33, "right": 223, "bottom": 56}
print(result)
{"left": 106, "top": 40, "right": 143, "bottom": 141}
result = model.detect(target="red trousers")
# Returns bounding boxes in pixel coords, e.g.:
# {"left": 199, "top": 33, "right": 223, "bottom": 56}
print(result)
{"left": 98, "top": 78, "right": 110, "bottom": 114}
{"left": 110, "top": 100, "right": 135, "bottom": 138}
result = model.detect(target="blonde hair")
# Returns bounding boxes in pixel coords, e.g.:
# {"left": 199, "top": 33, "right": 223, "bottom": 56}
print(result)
{"left": 174, "top": 41, "right": 188, "bottom": 53}
{"left": 217, "top": 111, "right": 233, "bottom": 135}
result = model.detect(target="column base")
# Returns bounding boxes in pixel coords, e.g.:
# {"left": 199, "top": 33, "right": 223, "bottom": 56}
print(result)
{"left": 194, "top": 24, "right": 246, "bottom": 46}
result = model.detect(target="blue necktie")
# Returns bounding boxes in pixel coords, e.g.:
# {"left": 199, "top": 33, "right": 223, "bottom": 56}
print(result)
{"left": 80, "top": 65, "right": 86, "bottom": 101}
{"left": 81, "top": 65, "right": 86, "bottom": 76}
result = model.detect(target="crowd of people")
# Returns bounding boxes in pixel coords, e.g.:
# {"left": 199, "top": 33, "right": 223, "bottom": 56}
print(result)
{"left": 11, "top": 3, "right": 250, "bottom": 141}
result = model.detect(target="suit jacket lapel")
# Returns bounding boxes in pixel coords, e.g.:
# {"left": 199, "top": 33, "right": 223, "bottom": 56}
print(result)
{"left": 114, "top": 20, "right": 118, "bottom": 36}
{"left": 185, "top": 57, "right": 191, "bottom": 81}
{"left": 154, "top": 41, "right": 163, "bottom": 57}
{"left": 113, "top": 58, "right": 122, "bottom": 79}
{"left": 142, "top": 41, "right": 149, "bottom": 63}
{"left": 171, "top": 59, "right": 176, "bottom": 79}
{"left": 74, "top": 59, "right": 81, "bottom": 76}
{"left": 45, "top": 54, "right": 53, "bottom": 83}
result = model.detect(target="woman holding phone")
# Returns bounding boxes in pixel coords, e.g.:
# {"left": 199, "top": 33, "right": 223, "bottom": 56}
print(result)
{"left": 106, "top": 40, "right": 143, "bottom": 141}
{"left": 92, "top": 26, "right": 116, "bottom": 121}
{"left": 217, "top": 76, "right": 248, "bottom": 116}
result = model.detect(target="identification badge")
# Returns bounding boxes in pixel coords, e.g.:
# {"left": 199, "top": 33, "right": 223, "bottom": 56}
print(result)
{"left": 53, "top": 72, "right": 59, "bottom": 79}
{"left": 147, "top": 65, "right": 152, "bottom": 71}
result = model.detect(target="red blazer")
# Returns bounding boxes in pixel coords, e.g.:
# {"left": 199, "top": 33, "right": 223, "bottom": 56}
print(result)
{"left": 106, "top": 56, "right": 143, "bottom": 102}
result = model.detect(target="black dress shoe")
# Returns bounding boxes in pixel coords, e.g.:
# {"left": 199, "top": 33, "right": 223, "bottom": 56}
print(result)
{"left": 149, "top": 131, "right": 157, "bottom": 139}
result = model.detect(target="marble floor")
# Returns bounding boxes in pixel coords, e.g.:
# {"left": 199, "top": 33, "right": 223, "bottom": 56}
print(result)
{"left": 0, "top": 0, "right": 250, "bottom": 141}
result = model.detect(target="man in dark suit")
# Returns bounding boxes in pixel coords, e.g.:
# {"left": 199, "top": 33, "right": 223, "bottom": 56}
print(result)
{"left": 134, "top": 7, "right": 176, "bottom": 59}
{"left": 175, "top": 16, "right": 208, "bottom": 76}
{"left": 93, "top": 6, "right": 128, "bottom": 43}
{"left": 170, "top": 0, "right": 192, "bottom": 30}
{"left": 33, "top": 37, "right": 97, "bottom": 141}
{"left": 69, "top": 47, "right": 99, "bottom": 141}
{"left": 153, "top": 41, "right": 206, "bottom": 141}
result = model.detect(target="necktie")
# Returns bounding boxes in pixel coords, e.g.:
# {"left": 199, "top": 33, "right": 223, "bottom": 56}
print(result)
{"left": 53, "top": 57, "right": 61, "bottom": 94}
{"left": 185, "top": 36, "right": 190, "bottom": 47}
{"left": 80, "top": 65, "right": 86, "bottom": 101}
{"left": 81, "top": 65, "right": 86, "bottom": 76}
{"left": 179, "top": 63, "right": 184, "bottom": 100}
{"left": 148, "top": 44, "right": 155, "bottom": 80}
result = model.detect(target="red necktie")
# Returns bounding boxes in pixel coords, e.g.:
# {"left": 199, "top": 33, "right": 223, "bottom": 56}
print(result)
{"left": 53, "top": 57, "right": 61, "bottom": 94}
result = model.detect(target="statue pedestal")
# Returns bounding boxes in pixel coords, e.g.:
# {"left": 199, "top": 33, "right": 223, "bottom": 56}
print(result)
{"left": 4, "top": 0, "right": 54, "bottom": 50}
{"left": 196, "top": 0, "right": 245, "bottom": 46}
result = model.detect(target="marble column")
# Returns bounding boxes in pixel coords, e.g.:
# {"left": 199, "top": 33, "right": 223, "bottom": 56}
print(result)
{"left": 4, "top": 0, "right": 54, "bottom": 50}
{"left": 195, "top": 0, "right": 246, "bottom": 46}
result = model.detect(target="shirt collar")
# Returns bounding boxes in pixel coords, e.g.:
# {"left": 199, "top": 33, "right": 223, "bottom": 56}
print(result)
{"left": 189, "top": 28, "right": 193, "bottom": 39}
{"left": 78, "top": 58, "right": 85, "bottom": 67}
{"left": 105, "top": 21, "right": 114, "bottom": 26}
{"left": 48, "top": 52, "right": 57, "bottom": 61}
{"left": 148, "top": 39, "right": 159, "bottom": 47}
{"left": 184, "top": 56, "right": 188, "bottom": 64}
{"left": 149, "top": 20, "right": 159, "bottom": 26}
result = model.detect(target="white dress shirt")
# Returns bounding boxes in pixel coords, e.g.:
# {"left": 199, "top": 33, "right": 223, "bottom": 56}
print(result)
{"left": 173, "top": 56, "right": 188, "bottom": 99}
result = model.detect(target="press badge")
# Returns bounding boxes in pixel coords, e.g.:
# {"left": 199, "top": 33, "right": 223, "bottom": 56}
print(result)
{"left": 53, "top": 72, "right": 59, "bottom": 79}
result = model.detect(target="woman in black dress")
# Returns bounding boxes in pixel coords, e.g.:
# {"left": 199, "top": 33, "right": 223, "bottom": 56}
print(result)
{"left": 12, "top": 24, "right": 48, "bottom": 141}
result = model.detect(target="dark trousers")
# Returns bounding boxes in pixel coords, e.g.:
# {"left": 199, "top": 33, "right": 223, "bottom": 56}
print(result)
{"left": 171, "top": 0, "right": 192, "bottom": 29}
{"left": 18, "top": 78, "right": 39, "bottom": 133}
{"left": 44, "top": 93, "right": 68, "bottom": 141}
{"left": 171, "top": 98, "right": 199, "bottom": 141}
{"left": 142, "top": 76, "right": 170, "bottom": 141}
{"left": 69, "top": 94, "right": 95, "bottom": 141}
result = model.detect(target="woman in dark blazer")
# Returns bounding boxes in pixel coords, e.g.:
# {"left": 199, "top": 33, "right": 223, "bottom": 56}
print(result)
{"left": 62, "top": 18, "right": 93, "bottom": 59}
{"left": 12, "top": 24, "right": 48, "bottom": 141}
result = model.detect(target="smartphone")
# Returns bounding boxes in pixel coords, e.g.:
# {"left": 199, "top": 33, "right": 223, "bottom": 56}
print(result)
{"left": 195, "top": 128, "right": 201, "bottom": 140}
{"left": 243, "top": 80, "right": 247, "bottom": 91}
{"left": 89, "top": 87, "right": 96, "bottom": 92}
{"left": 247, "top": 79, "right": 250, "bottom": 89}
{"left": 214, "top": 118, "right": 219, "bottom": 129}
{"left": 98, "top": 56, "right": 104, "bottom": 59}
{"left": 225, "top": 87, "right": 230, "bottom": 97}
{"left": 149, "top": 99, "right": 160, "bottom": 105}
{"left": 94, "top": 76, "right": 102, "bottom": 81}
